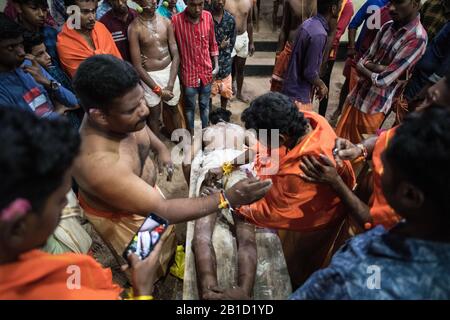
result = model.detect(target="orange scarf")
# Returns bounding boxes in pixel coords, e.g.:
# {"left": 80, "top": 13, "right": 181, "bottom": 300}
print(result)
{"left": 57, "top": 21, "right": 122, "bottom": 77}
{"left": 0, "top": 250, "right": 122, "bottom": 300}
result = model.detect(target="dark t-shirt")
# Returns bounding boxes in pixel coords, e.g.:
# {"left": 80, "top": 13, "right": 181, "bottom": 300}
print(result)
{"left": 100, "top": 9, "right": 137, "bottom": 62}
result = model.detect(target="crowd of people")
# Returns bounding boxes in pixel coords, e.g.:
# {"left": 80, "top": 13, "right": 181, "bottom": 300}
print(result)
{"left": 0, "top": 0, "right": 449, "bottom": 300}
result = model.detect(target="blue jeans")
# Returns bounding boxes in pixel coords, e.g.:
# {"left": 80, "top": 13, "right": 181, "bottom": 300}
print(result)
{"left": 184, "top": 83, "right": 211, "bottom": 130}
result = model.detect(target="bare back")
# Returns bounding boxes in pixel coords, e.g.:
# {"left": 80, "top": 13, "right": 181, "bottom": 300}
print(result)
{"left": 286, "top": 0, "right": 317, "bottom": 42}
{"left": 225, "top": 0, "right": 253, "bottom": 34}
{"left": 74, "top": 120, "right": 157, "bottom": 213}
{"left": 129, "top": 15, "right": 172, "bottom": 71}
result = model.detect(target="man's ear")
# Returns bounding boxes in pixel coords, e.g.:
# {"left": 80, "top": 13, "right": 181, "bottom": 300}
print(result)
{"left": 88, "top": 108, "right": 109, "bottom": 126}
{"left": 398, "top": 182, "right": 425, "bottom": 211}
{"left": 0, "top": 215, "right": 29, "bottom": 250}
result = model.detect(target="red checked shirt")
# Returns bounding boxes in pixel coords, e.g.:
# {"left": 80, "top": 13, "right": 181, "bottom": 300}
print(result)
{"left": 349, "top": 15, "right": 427, "bottom": 115}
{"left": 172, "top": 10, "right": 219, "bottom": 88}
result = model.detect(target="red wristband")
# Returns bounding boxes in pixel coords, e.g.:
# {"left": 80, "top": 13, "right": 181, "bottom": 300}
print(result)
{"left": 152, "top": 85, "right": 162, "bottom": 96}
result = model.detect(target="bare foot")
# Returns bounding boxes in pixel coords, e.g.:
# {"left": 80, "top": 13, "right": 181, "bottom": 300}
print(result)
{"left": 236, "top": 94, "right": 251, "bottom": 104}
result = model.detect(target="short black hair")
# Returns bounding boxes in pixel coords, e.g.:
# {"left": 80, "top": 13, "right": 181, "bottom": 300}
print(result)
{"left": 241, "top": 92, "right": 309, "bottom": 142}
{"left": 13, "top": 0, "right": 49, "bottom": 8}
{"left": 209, "top": 108, "right": 232, "bottom": 125}
{"left": 22, "top": 31, "right": 45, "bottom": 54}
{"left": 0, "top": 107, "right": 80, "bottom": 214}
{"left": 73, "top": 55, "right": 140, "bottom": 113}
{"left": 64, "top": 0, "right": 96, "bottom": 7}
{"left": 317, "top": 0, "right": 340, "bottom": 15}
{"left": 385, "top": 107, "right": 450, "bottom": 218}
{"left": 0, "top": 13, "right": 24, "bottom": 42}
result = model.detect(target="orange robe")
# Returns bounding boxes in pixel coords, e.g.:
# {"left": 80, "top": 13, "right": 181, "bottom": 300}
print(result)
{"left": 270, "top": 41, "right": 293, "bottom": 92}
{"left": 238, "top": 111, "right": 356, "bottom": 287}
{"left": 0, "top": 250, "right": 122, "bottom": 300}
{"left": 335, "top": 102, "right": 385, "bottom": 144}
{"left": 239, "top": 111, "right": 356, "bottom": 231}
{"left": 57, "top": 21, "right": 122, "bottom": 78}
{"left": 369, "top": 127, "right": 401, "bottom": 229}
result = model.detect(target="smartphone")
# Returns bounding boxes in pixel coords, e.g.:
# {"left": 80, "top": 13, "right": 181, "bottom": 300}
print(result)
{"left": 122, "top": 213, "right": 169, "bottom": 262}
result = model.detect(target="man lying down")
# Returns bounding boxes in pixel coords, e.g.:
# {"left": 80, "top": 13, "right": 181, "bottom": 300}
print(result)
{"left": 190, "top": 108, "right": 257, "bottom": 300}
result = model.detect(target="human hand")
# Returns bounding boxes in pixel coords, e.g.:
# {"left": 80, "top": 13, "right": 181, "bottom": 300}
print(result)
{"left": 333, "top": 138, "right": 362, "bottom": 166}
{"left": 161, "top": 89, "right": 174, "bottom": 102}
{"left": 347, "top": 46, "right": 356, "bottom": 58}
{"left": 123, "top": 234, "right": 166, "bottom": 296}
{"left": 212, "top": 66, "right": 219, "bottom": 78}
{"left": 220, "top": 37, "right": 230, "bottom": 49}
{"left": 248, "top": 42, "right": 255, "bottom": 57}
{"left": 157, "top": 152, "right": 174, "bottom": 181}
{"left": 224, "top": 177, "right": 272, "bottom": 207}
{"left": 314, "top": 81, "right": 328, "bottom": 101}
{"left": 22, "top": 54, "right": 49, "bottom": 87}
{"left": 299, "top": 154, "right": 340, "bottom": 186}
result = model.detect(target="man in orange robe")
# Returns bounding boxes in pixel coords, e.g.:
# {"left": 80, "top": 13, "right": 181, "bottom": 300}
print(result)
{"left": 231, "top": 92, "right": 356, "bottom": 288}
{"left": 57, "top": 0, "right": 122, "bottom": 77}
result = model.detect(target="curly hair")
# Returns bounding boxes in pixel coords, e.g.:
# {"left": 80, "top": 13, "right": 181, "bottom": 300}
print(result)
{"left": 0, "top": 13, "right": 24, "bottom": 42}
{"left": 22, "top": 31, "right": 45, "bottom": 54}
{"left": 386, "top": 106, "right": 450, "bottom": 217}
{"left": 0, "top": 107, "right": 80, "bottom": 213}
{"left": 209, "top": 108, "right": 232, "bottom": 125}
{"left": 73, "top": 55, "right": 140, "bottom": 113}
{"left": 241, "top": 92, "right": 309, "bottom": 142}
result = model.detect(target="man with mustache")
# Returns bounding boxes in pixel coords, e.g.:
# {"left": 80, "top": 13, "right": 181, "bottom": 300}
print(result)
{"left": 72, "top": 55, "right": 272, "bottom": 274}
{"left": 56, "top": 0, "right": 122, "bottom": 77}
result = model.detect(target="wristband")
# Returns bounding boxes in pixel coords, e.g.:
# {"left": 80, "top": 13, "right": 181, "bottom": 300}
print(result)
{"left": 133, "top": 295, "right": 154, "bottom": 300}
{"left": 152, "top": 85, "right": 162, "bottom": 96}
{"left": 356, "top": 143, "right": 368, "bottom": 160}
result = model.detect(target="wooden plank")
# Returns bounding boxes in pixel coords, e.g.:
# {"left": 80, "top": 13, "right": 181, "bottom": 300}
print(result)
{"left": 183, "top": 162, "right": 292, "bottom": 300}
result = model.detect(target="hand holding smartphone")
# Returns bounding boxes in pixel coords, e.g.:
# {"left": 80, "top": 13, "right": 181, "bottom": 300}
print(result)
{"left": 123, "top": 213, "right": 169, "bottom": 263}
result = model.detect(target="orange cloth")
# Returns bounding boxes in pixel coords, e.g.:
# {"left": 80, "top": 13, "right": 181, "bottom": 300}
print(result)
{"left": 369, "top": 127, "right": 401, "bottom": 229}
{"left": 57, "top": 21, "right": 122, "bottom": 77}
{"left": 0, "top": 250, "right": 121, "bottom": 300}
{"left": 335, "top": 102, "right": 385, "bottom": 144}
{"left": 211, "top": 74, "right": 233, "bottom": 99}
{"left": 349, "top": 64, "right": 359, "bottom": 92}
{"left": 270, "top": 41, "right": 293, "bottom": 92}
{"left": 238, "top": 111, "right": 356, "bottom": 232}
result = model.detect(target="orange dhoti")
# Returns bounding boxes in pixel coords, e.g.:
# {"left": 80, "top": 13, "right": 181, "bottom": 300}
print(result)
{"left": 335, "top": 102, "right": 385, "bottom": 144}
{"left": 270, "top": 42, "right": 293, "bottom": 92}
{"left": 78, "top": 192, "right": 176, "bottom": 280}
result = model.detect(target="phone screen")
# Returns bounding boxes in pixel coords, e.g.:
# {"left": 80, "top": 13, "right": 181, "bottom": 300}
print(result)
{"left": 122, "top": 213, "right": 168, "bottom": 262}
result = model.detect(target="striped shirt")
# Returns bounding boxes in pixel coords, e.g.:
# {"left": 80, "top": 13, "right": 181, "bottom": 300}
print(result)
{"left": 420, "top": 0, "right": 450, "bottom": 42}
{"left": 348, "top": 16, "right": 427, "bottom": 114}
{"left": 172, "top": 10, "right": 219, "bottom": 88}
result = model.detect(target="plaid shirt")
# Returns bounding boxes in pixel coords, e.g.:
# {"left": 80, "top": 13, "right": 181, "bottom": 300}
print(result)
{"left": 420, "top": 0, "right": 450, "bottom": 41}
{"left": 349, "top": 16, "right": 427, "bottom": 114}
{"left": 172, "top": 11, "right": 219, "bottom": 87}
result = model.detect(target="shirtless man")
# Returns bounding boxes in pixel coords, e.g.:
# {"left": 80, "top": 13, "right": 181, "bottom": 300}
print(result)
{"left": 225, "top": 0, "right": 255, "bottom": 103}
{"left": 128, "top": 0, "right": 181, "bottom": 137}
{"left": 72, "top": 55, "right": 272, "bottom": 260}
{"left": 270, "top": 0, "right": 316, "bottom": 92}
{"left": 191, "top": 108, "right": 257, "bottom": 300}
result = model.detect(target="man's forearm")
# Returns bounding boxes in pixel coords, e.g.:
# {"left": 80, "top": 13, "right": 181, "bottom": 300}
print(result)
{"left": 159, "top": 193, "right": 222, "bottom": 224}
{"left": 330, "top": 176, "right": 372, "bottom": 228}
{"left": 348, "top": 28, "right": 357, "bottom": 48}
{"left": 361, "top": 136, "right": 379, "bottom": 159}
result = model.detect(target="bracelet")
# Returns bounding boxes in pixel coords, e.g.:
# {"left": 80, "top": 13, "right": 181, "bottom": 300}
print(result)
{"left": 364, "top": 222, "right": 373, "bottom": 230}
{"left": 218, "top": 190, "right": 229, "bottom": 210}
{"left": 152, "top": 85, "right": 162, "bottom": 96}
{"left": 356, "top": 143, "right": 368, "bottom": 160}
{"left": 218, "top": 189, "right": 235, "bottom": 213}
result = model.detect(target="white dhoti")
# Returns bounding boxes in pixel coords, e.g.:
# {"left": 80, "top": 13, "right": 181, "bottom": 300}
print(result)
{"left": 142, "top": 62, "right": 181, "bottom": 107}
{"left": 232, "top": 31, "right": 249, "bottom": 59}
